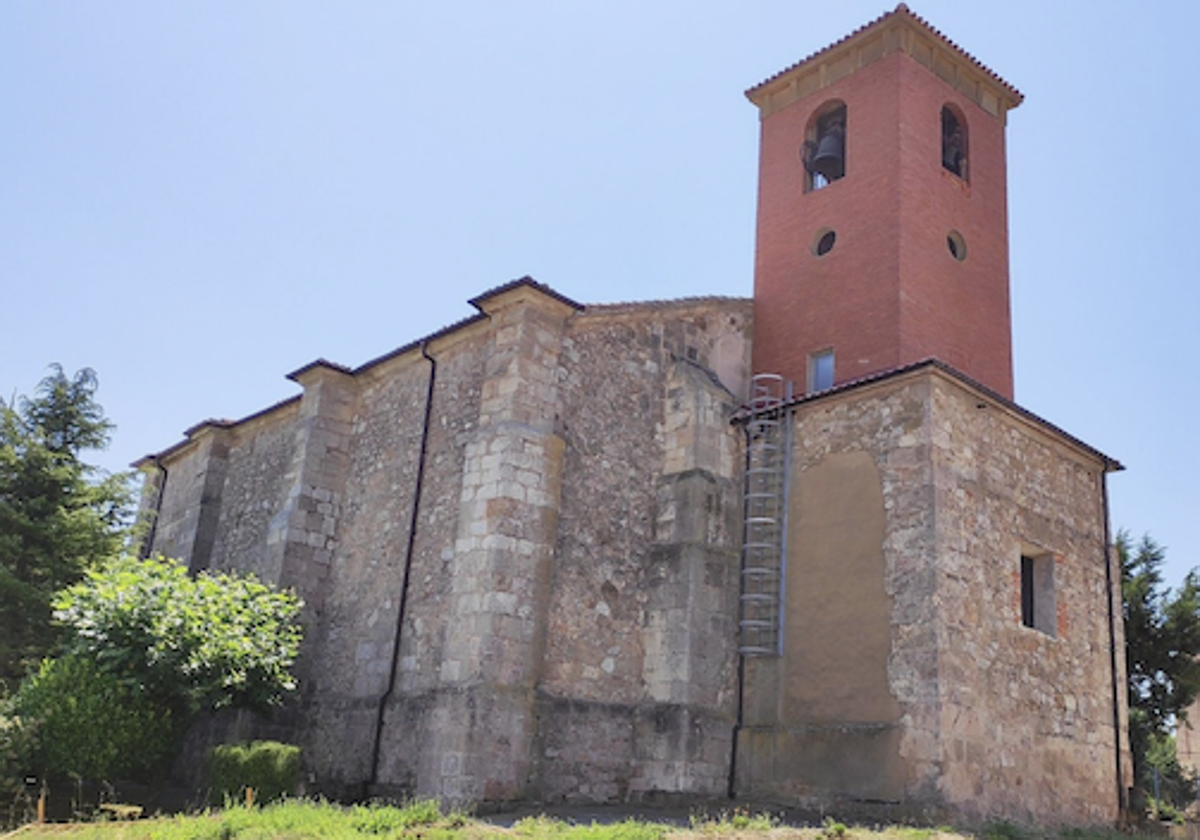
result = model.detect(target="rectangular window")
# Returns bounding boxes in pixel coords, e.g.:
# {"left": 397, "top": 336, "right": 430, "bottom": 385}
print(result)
{"left": 809, "top": 349, "right": 835, "bottom": 393}
{"left": 1020, "top": 550, "right": 1056, "bottom": 636}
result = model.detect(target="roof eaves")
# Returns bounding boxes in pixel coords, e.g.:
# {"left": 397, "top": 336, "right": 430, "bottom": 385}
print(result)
{"left": 132, "top": 394, "right": 303, "bottom": 469}
{"left": 746, "top": 3, "right": 1023, "bottom": 107}
{"left": 468, "top": 275, "right": 585, "bottom": 313}
{"left": 356, "top": 277, "right": 584, "bottom": 375}
{"left": 766, "top": 358, "right": 1122, "bottom": 471}
{"left": 286, "top": 358, "right": 354, "bottom": 383}
{"left": 351, "top": 311, "right": 488, "bottom": 375}
{"left": 584, "top": 294, "right": 752, "bottom": 311}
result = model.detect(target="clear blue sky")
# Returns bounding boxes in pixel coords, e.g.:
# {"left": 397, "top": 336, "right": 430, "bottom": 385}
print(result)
{"left": 3, "top": 2, "right": 1197, "bottom": 584}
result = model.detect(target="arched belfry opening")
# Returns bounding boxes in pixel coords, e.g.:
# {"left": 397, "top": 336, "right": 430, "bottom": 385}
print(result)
{"left": 802, "top": 100, "right": 846, "bottom": 191}
{"left": 941, "top": 104, "right": 967, "bottom": 180}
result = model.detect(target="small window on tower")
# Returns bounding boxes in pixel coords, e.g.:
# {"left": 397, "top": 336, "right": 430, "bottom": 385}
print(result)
{"left": 942, "top": 105, "right": 967, "bottom": 180}
{"left": 803, "top": 102, "right": 847, "bottom": 192}
{"left": 808, "top": 349, "right": 835, "bottom": 393}
{"left": 1020, "top": 550, "right": 1056, "bottom": 637}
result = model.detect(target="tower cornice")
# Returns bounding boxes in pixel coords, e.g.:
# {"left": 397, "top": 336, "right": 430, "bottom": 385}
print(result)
{"left": 746, "top": 4, "right": 1023, "bottom": 121}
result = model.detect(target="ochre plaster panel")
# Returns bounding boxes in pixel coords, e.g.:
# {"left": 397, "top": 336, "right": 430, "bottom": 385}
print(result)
{"left": 782, "top": 450, "right": 901, "bottom": 727}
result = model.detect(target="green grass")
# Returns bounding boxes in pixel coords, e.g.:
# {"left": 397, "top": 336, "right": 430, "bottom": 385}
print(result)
{"left": 4, "top": 799, "right": 1179, "bottom": 840}
{"left": 10, "top": 798, "right": 470, "bottom": 840}
{"left": 515, "top": 815, "right": 669, "bottom": 840}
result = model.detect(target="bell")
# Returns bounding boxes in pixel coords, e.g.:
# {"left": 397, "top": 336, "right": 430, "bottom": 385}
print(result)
{"left": 809, "top": 131, "right": 844, "bottom": 181}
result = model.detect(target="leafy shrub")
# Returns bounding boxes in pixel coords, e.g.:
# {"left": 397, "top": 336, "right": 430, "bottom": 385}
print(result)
{"left": 207, "top": 741, "right": 300, "bottom": 806}
{"left": 54, "top": 556, "right": 303, "bottom": 716}
{"left": 14, "top": 654, "right": 178, "bottom": 781}
{"left": 0, "top": 693, "right": 39, "bottom": 796}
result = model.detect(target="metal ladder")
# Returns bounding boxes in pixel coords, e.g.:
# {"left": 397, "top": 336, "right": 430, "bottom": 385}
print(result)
{"left": 738, "top": 374, "right": 788, "bottom": 657}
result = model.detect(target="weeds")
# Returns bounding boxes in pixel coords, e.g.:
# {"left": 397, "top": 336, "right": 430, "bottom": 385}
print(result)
{"left": 689, "top": 808, "right": 779, "bottom": 833}
{"left": 981, "top": 823, "right": 1024, "bottom": 840}
{"left": 820, "top": 817, "right": 849, "bottom": 840}
{"left": 515, "top": 815, "right": 669, "bottom": 840}
{"left": 7, "top": 800, "right": 1167, "bottom": 840}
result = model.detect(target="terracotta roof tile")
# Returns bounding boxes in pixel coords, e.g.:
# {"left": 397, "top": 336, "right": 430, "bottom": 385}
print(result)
{"left": 746, "top": 3, "right": 1023, "bottom": 106}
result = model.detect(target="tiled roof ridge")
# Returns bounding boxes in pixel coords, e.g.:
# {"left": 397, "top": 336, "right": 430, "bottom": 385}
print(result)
{"left": 746, "top": 3, "right": 1022, "bottom": 105}
{"left": 584, "top": 294, "right": 751, "bottom": 311}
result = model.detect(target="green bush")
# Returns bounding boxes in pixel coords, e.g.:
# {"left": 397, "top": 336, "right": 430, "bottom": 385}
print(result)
{"left": 0, "top": 692, "right": 39, "bottom": 796}
{"left": 13, "top": 655, "right": 179, "bottom": 781}
{"left": 55, "top": 556, "right": 303, "bottom": 716}
{"left": 207, "top": 740, "right": 300, "bottom": 806}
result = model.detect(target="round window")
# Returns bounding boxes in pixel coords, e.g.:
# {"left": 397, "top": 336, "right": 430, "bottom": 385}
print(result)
{"left": 947, "top": 230, "right": 967, "bottom": 262}
{"left": 813, "top": 229, "right": 836, "bottom": 257}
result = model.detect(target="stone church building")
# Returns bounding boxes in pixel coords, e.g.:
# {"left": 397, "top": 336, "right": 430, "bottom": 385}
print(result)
{"left": 136, "top": 5, "right": 1130, "bottom": 825}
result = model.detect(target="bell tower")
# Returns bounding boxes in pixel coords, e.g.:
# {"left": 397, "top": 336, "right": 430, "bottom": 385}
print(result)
{"left": 748, "top": 4, "right": 1023, "bottom": 399}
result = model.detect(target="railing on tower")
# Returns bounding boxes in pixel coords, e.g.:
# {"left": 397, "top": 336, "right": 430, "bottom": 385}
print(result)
{"left": 739, "top": 373, "right": 790, "bottom": 657}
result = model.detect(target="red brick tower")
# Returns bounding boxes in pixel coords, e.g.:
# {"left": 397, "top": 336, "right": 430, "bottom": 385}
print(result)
{"left": 748, "top": 4, "right": 1023, "bottom": 399}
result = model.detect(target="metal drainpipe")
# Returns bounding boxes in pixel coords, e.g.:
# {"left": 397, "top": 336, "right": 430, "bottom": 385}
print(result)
{"left": 1101, "top": 465, "right": 1128, "bottom": 817}
{"left": 727, "top": 419, "right": 753, "bottom": 800}
{"left": 139, "top": 457, "right": 168, "bottom": 559}
{"left": 368, "top": 341, "right": 437, "bottom": 792}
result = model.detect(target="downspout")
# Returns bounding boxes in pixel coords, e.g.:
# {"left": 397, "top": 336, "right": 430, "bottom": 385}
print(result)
{"left": 369, "top": 341, "right": 438, "bottom": 791}
{"left": 727, "top": 419, "right": 753, "bottom": 799}
{"left": 1101, "top": 464, "right": 1128, "bottom": 817}
{"left": 139, "top": 457, "right": 168, "bottom": 559}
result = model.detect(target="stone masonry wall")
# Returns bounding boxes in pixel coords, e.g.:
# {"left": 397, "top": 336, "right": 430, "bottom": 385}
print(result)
{"left": 207, "top": 406, "right": 303, "bottom": 581}
{"left": 139, "top": 286, "right": 753, "bottom": 805}
{"left": 736, "top": 366, "right": 1120, "bottom": 825}
{"left": 537, "top": 300, "right": 748, "bottom": 801}
{"left": 370, "top": 334, "right": 489, "bottom": 796}
{"left": 929, "top": 376, "right": 1121, "bottom": 825}
{"left": 139, "top": 294, "right": 1121, "bottom": 823}
{"left": 299, "top": 349, "right": 434, "bottom": 790}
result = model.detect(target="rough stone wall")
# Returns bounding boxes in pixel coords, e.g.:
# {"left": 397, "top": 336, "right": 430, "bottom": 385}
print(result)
{"left": 537, "top": 301, "right": 748, "bottom": 801}
{"left": 262, "top": 364, "right": 358, "bottom": 621}
{"left": 207, "top": 406, "right": 302, "bottom": 581}
{"left": 141, "top": 441, "right": 202, "bottom": 562}
{"left": 928, "top": 376, "right": 1121, "bottom": 825}
{"left": 137, "top": 294, "right": 1124, "bottom": 824}
{"left": 736, "top": 366, "right": 1121, "bottom": 825}
{"left": 144, "top": 426, "right": 231, "bottom": 566}
{"left": 299, "top": 350, "right": 433, "bottom": 790}
{"left": 372, "top": 335, "right": 489, "bottom": 796}
{"left": 137, "top": 287, "right": 752, "bottom": 806}
{"left": 423, "top": 288, "right": 576, "bottom": 803}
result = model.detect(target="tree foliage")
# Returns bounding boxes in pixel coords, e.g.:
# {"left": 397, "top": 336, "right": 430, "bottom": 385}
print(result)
{"left": 13, "top": 654, "right": 179, "bottom": 781}
{"left": 0, "top": 365, "right": 131, "bottom": 687}
{"left": 53, "top": 555, "right": 303, "bottom": 717}
{"left": 1120, "top": 530, "right": 1200, "bottom": 804}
